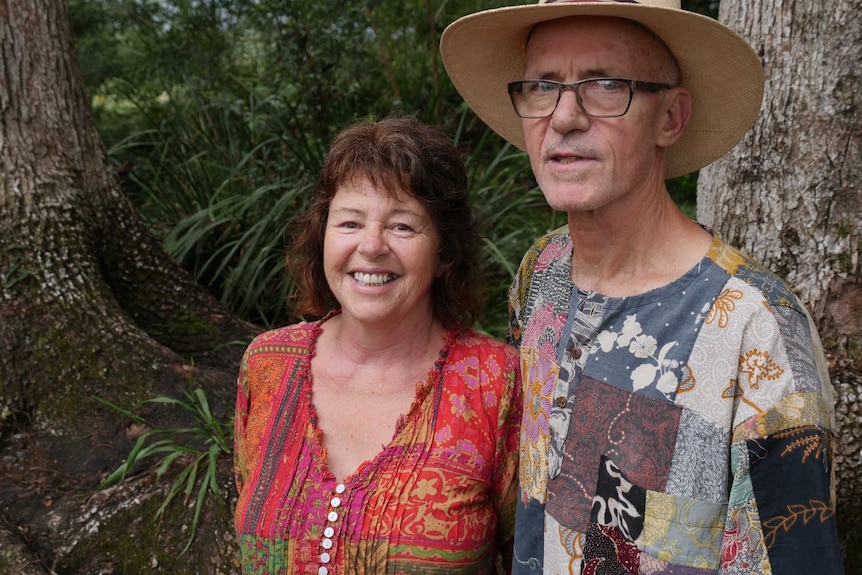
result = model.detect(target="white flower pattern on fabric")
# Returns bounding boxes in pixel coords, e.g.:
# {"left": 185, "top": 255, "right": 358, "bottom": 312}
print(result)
{"left": 596, "top": 314, "right": 681, "bottom": 398}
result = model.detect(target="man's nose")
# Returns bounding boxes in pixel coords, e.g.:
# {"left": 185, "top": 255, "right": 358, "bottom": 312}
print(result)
{"left": 550, "top": 88, "right": 590, "bottom": 133}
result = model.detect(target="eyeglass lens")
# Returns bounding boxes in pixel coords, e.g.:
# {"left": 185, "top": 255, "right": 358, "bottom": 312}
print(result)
{"left": 510, "top": 79, "right": 633, "bottom": 118}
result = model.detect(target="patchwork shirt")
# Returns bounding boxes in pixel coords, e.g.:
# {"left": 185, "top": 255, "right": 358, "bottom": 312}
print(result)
{"left": 508, "top": 229, "right": 844, "bottom": 575}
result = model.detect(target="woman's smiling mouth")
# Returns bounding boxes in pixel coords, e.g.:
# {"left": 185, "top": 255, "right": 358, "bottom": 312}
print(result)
{"left": 352, "top": 272, "right": 398, "bottom": 286}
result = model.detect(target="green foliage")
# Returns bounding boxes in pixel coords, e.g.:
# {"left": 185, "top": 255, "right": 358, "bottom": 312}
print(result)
{"left": 94, "top": 387, "right": 232, "bottom": 553}
{"left": 107, "top": 82, "right": 328, "bottom": 325}
{"left": 453, "top": 120, "right": 557, "bottom": 335}
{"left": 668, "top": 172, "right": 698, "bottom": 219}
{"left": 109, "top": 83, "right": 549, "bottom": 333}
{"left": 71, "top": 0, "right": 715, "bottom": 338}
{"left": 682, "top": 0, "right": 719, "bottom": 17}
{"left": 73, "top": 0, "right": 546, "bottom": 338}
{"left": 70, "top": 0, "right": 246, "bottom": 91}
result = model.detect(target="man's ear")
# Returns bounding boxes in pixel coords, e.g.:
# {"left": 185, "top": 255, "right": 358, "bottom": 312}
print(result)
{"left": 657, "top": 87, "right": 691, "bottom": 147}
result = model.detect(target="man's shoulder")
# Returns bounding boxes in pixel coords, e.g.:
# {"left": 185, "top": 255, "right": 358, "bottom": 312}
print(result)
{"left": 517, "top": 224, "right": 571, "bottom": 276}
{"left": 512, "top": 224, "right": 571, "bottom": 298}
{"left": 707, "top": 236, "right": 805, "bottom": 312}
{"left": 528, "top": 224, "right": 570, "bottom": 253}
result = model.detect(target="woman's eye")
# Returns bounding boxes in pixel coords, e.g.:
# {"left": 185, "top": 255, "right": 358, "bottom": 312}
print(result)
{"left": 393, "top": 223, "right": 414, "bottom": 232}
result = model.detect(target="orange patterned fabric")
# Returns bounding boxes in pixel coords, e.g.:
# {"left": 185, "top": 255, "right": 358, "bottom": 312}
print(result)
{"left": 234, "top": 314, "right": 521, "bottom": 574}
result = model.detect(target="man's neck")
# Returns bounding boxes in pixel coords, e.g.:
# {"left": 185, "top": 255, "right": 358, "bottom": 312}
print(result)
{"left": 567, "top": 194, "right": 712, "bottom": 297}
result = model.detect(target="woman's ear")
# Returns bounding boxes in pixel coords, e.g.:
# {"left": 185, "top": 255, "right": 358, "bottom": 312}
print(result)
{"left": 657, "top": 86, "right": 691, "bottom": 148}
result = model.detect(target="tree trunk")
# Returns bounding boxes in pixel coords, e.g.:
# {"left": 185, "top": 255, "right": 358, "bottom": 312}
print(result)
{"left": 0, "top": 0, "right": 258, "bottom": 570}
{"left": 697, "top": 0, "right": 862, "bottom": 567}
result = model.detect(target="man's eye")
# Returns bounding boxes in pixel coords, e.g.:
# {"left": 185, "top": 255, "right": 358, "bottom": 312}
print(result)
{"left": 535, "top": 81, "right": 558, "bottom": 94}
{"left": 595, "top": 79, "right": 625, "bottom": 91}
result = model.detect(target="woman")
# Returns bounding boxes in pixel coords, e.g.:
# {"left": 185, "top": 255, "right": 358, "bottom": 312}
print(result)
{"left": 233, "top": 116, "right": 521, "bottom": 574}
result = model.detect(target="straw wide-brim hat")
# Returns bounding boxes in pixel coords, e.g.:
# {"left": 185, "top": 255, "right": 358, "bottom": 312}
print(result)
{"left": 440, "top": 0, "right": 765, "bottom": 179}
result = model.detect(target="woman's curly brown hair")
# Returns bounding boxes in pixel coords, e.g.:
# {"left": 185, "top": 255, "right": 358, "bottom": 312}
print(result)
{"left": 288, "top": 115, "right": 484, "bottom": 330}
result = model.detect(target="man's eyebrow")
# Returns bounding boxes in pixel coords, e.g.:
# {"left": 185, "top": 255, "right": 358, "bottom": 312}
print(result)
{"left": 526, "top": 69, "right": 614, "bottom": 82}
{"left": 584, "top": 67, "right": 613, "bottom": 78}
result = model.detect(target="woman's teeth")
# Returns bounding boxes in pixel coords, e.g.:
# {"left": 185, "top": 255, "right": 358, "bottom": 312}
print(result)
{"left": 353, "top": 272, "right": 396, "bottom": 286}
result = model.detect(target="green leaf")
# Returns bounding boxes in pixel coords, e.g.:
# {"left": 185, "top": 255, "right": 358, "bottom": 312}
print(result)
{"left": 92, "top": 395, "right": 146, "bottom": 424}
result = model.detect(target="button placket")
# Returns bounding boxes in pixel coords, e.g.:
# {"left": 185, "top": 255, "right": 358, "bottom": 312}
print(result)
{"left": 319, "top": 483, "right": 346, "bottom": 575}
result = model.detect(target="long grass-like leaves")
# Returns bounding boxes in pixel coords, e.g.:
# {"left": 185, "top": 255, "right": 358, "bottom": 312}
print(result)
{"left": 94, "top": 385, "right": 232, "bottom": 553}
{"left": 110, "top": 81, "right": 556, "bottom": 336}
{"left": 92, "top": 395, "right": 146, "bottom": 425}
{"left": 454, "top": 120, "right": 556, "bottom": 336}
{"left": 109, "top": 83, "right": 323, "bottom": 328}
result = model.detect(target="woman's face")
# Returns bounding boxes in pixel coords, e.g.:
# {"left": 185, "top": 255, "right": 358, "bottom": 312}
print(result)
{"left": 323, "top": 177, "right": 441, "bottom": 329}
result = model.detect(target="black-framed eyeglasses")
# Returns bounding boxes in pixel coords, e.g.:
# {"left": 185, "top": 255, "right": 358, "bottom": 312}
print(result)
{"left": 507, "top": 78, "right": 672, "bottom": 119}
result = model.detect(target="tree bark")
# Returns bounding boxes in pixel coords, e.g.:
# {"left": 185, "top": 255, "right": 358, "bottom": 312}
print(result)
{"left": 697, "top": 0, "right": 862, "bottom": 566}
{"left": 0, "top": 0, "right": 258, "bottom": 570}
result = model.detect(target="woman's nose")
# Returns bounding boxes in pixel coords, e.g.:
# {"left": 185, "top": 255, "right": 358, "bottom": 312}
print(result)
{"left": 357, "top": 226, "right": 389, "bottom": 256}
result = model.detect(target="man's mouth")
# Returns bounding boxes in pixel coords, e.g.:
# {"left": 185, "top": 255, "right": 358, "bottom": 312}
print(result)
{"left": 556, "top": 156, "right": 579, "bottom": 164}
{"left": 551, "top": 152, "right": 588, "bottom": 164}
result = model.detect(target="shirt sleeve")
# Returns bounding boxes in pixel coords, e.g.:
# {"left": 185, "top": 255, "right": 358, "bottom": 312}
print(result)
{"left": 722, "top": 296, "right": 844, "bottom": 573}
{"left": 507, "top": 239, "right": 539, "bottom": 350}
{"left": 233, "top": 349, "right": 252, "bottom": 500}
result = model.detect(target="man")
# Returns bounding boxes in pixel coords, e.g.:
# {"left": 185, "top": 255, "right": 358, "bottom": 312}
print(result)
{"left": 441, "top": 1, "right": 845, "bottom": 574}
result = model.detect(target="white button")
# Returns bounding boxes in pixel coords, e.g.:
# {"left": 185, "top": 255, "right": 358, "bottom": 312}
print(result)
{"left": 327, "top": 511, "right": 338, "bottom": 522}
{"left": 335, "top": 483, "right": 346, "bottom": 494}
{"left": 330, "top": 497, "right": 341, "bottom": 508}
{"left": 324, "top": 527, "right": 334, "bottom": 537}
{"left": 318, "top": 568, "right": 328, "bottom": 575}
{"left": 322, "top": 538, "right": 333, "bottom": 549}
{"left": 320, "top": 552, "right": 331, "bottom": 563}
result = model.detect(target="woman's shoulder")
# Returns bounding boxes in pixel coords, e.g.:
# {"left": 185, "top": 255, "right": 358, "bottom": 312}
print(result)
{"left": 449, "top": 329, "right": 519, "bottom": 363}
{"left": 444, "top": 329, "right": 521, "bottom": 408}
{"left": 243, "top": 320, "right": 320, "bottom": 360}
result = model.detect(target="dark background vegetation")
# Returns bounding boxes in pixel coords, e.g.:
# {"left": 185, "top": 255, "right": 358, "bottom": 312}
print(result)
{"left": 69, "top": 0, "right": 714, "bottom": 338}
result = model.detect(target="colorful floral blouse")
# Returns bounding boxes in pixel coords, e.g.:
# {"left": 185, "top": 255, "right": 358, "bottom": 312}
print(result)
{"left": 508, "top": 229, "right": 844, "bottom": 575}
{"left": 234, "top": 315, "right": 521, "bottom": 575}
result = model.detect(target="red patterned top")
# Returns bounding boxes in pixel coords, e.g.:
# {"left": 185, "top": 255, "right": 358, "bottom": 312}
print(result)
{"left": 234, "top": 315, "right": 521, "bottom": 575}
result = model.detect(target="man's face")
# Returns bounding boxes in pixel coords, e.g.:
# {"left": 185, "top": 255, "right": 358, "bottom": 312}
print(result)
{"left": 521, "top": 16, "right": 681, "bottom": 216}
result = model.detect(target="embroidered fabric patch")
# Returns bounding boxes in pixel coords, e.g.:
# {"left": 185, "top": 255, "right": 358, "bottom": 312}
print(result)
{"left": 546, "top": 377, "right": 680, "bottom": 533}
